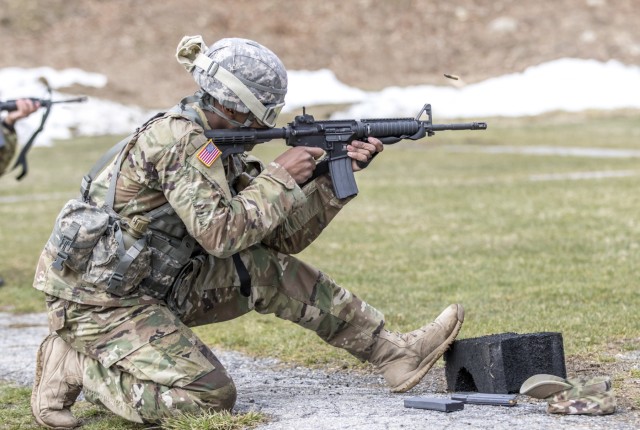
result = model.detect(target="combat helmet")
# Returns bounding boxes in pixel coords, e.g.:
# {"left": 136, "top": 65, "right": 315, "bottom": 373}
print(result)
{"left": 176, "top": 35, "right": 287, "bottom": 128}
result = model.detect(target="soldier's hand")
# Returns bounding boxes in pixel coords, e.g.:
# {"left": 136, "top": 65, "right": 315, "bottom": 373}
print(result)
{"left": 274, "top": 147, "right": 325, "bottom": 184}
{"left": 4, "top": 99, "right": 40, "bottom": 127}
{"left": 348, "top": 137, "right": 383, "bottom": 172}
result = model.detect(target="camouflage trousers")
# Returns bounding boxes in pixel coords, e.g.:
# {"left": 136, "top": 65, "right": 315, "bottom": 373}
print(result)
{"left": 45, "top": 245, "right": 385, "bottom": 424}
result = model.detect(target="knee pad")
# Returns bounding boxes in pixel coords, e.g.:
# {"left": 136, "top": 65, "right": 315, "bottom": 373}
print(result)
{"left": 184, "top": 370, "right": 237, "bottom": 411}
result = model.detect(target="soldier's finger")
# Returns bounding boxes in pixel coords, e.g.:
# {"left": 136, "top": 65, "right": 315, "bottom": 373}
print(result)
{"left": 367, "top": 137, "right": 384, "bottom": 152}
{"left": 305, "top": 147, "right": 326, "bottom": 159}
{"left": 347, "top": 150, "right": 368, "bottom": 162}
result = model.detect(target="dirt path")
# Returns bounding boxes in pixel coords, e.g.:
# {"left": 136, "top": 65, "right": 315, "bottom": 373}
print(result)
{"left": 2, "top": 312, "right": 638, "bottom": 430}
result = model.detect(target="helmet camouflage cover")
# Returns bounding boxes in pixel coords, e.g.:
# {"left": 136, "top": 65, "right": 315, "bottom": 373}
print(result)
{"left": 177, "top": 35, "right": 287, "bottom": 116}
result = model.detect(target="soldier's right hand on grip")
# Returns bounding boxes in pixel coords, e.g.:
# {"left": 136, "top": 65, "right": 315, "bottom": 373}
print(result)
{"left": 274, "top": 147, "right": 325, "bottom": 184}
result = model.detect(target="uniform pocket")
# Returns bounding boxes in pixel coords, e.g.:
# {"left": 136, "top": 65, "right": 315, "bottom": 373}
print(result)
{"left": 119, "top": 328, "right": 216, "bottom": 387}
{"left": 45, "top": 295, "right": 67, "bottom": 332}
{"left": 87, "top": 304, "right": 179, "bottom": 369}
{"left": 166, "top": 255, "right": 207, "bottom": 317}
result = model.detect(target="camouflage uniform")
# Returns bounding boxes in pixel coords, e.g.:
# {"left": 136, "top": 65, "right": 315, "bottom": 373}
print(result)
{"left": 33, "top": 103, "right": 385, "bottom": 423}
{"left": 0, "top": 121, "right": 18, "bottom": 176}
{"left": 545, "top": 376, "right": 616, "bottom": 415}
{"left": 520, "top": 373, "right": 616, "bottom": 415}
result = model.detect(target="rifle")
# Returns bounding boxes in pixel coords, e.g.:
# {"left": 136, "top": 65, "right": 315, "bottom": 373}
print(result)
{"left": 0, "top": 91, "right": 87, "bottom": 180}
{"left": 204, "top": 103, "right": 487, "bottom": 199}
{"left": 0, "top": 96, "right": 87, "bottom": 112}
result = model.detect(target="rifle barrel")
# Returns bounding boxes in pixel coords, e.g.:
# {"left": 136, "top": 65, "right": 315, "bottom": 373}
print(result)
{"left": 48, "top": 96, "right": 88, "bottom": 105}
{"left": 431, "top": 122, "right": 487, "bottom": 131}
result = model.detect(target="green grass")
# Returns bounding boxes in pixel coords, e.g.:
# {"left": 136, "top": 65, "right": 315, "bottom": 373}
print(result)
{"left": 0, "top": 381, "right": 265, "bottom": 430}
{"left": 161, "top": 410, "right": 266, "bottom": 430}
{"left": 0, "top": 381, "right": 143, "bottom": 430}
{"left": 1, "top": 110, "right": 639, "bottom": 425}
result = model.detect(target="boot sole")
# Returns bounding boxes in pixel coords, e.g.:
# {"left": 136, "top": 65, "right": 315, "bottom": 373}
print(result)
{"left": 31, "top": 333, "right": 76, "bottom": 430}
{"left": 389, "top": 305, "right": 465, "bottom": 393}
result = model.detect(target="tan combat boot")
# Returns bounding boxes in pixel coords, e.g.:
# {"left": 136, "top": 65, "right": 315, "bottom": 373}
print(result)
{"left": 369, "top": 303, "right": 464, "bottom": 393}
{"left": 31, "top": 333, "right": 86, "bottom": 429}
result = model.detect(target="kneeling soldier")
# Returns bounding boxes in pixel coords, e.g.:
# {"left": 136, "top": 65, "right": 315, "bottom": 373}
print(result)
{"left": 31, "top": 36, "right": 464, "bottom": 428}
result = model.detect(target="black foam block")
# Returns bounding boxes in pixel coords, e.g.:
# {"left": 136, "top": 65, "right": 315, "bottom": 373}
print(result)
{"left": 444, "top": 332, "right": 566, "bottom": 394}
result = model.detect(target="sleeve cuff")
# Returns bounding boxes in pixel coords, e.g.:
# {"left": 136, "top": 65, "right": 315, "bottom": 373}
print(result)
{"left": 263, "top": 161, "right": 298, "bottom": 190}
{"left": 255, "top": 161, "right": 307, "bottom": 210}
{"left": 313, "top": 174, "right": 354, "bottom": 208}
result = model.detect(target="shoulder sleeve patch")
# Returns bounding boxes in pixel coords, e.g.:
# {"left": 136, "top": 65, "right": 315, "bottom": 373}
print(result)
{"left": 187, "top": 138, "right": 232, "bottom": 201}
{"left": 196, "top": 139, "right": 222, "bottom": 167}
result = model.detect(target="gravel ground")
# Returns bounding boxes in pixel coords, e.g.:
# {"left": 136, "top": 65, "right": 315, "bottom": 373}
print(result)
{"left": 2, "top": 312, "right": 639, "bottom": 430}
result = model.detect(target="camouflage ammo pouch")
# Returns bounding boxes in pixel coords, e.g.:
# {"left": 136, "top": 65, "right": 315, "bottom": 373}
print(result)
{"left": 46, "top": 201, "right": 153, "bottom": 297}
{"left": 46, "top": 198, "right": 115, "bottom": 274}
{"left": 80, "top": 213, "right": 153, "bottom": 296}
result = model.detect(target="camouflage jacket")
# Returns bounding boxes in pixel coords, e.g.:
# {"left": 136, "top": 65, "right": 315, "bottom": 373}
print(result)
{"left": 34, "top": 103, "right": 353, "bottom": 306}
{"left": 0, "top": 122, "right": 17, "bottom": 176}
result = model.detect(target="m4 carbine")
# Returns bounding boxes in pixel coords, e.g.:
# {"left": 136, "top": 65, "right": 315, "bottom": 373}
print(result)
{"left": 205, "top": 104, "right": 487, "bottom": 199}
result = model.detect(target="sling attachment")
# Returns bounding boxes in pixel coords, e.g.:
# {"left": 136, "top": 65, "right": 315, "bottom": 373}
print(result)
{"left": 232, "top": 253, "right": 252, "bottom": 297}
{"left": 51, "top": 221, "right": 81, "bottom": 271}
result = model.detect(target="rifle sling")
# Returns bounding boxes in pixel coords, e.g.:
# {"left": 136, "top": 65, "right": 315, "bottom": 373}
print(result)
{"left": 232, "top": 253, "right": 252, "bottom": 297}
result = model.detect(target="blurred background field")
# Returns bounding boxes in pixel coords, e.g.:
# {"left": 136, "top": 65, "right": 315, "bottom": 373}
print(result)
{"left": 2, "top": 0, "right": 639, "bottom": 109}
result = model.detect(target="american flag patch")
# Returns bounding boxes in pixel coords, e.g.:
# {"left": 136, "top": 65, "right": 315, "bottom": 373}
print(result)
{"left": 197, "top": 139, "right": 221, "bottom": 167}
